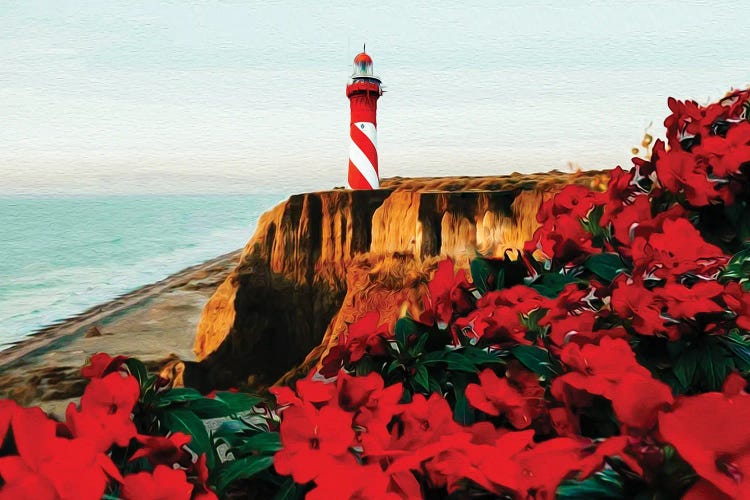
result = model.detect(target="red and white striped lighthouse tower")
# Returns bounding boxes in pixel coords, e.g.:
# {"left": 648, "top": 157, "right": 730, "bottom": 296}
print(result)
{"left": 346, "top": 47, "right": 383, "bottom": 189}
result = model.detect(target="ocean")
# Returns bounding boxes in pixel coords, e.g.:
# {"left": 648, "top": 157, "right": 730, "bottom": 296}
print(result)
{"left": 0, "top": 194, "right": 284, "bottom": 350}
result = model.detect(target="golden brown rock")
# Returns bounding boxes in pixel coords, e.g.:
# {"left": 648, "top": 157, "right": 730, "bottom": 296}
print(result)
{"left": 189, "top": 171, "right": 606, "bottom": 391}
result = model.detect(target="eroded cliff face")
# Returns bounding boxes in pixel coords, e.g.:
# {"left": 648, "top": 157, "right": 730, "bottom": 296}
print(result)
{"left": 190, "top": 171, "right": 606, "bottom": 391}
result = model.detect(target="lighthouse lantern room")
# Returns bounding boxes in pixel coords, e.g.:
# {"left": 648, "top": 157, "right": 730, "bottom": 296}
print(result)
{"left": 346, "top": 48, "right": 383, "bottom": 190}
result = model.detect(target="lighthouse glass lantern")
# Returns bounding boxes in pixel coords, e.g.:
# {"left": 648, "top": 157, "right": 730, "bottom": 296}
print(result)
{"left": 346, "top": 49, "right": 383, "bottom": 190}
{"left": 353, "top": 53, "right": 373, "bottom": 78}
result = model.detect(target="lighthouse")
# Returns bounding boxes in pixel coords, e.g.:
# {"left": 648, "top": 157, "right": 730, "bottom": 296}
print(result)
{"left": 346, "top": 48, "right": 383, "bottom": 190}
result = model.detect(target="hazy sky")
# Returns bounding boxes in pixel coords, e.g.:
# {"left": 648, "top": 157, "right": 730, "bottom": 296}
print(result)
{"left": 2, "top": 1, "right": 749, "bottom": 194}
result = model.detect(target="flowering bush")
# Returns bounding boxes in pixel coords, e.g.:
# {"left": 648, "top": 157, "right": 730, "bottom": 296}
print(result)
{"left": 4, "top": 87, "right": 750, "bottom": 498}
{"left": 0, "top": 353, "right": 280, "bottom": 499}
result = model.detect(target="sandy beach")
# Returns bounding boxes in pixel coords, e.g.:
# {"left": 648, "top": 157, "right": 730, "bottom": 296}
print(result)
{"left": 0, "top": 250, "right": 240, "bottom": 417}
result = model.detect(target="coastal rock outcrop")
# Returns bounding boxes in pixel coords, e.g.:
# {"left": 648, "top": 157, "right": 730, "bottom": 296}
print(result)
{"left": 189, "top": 171, "right": 607, "bottom": 391}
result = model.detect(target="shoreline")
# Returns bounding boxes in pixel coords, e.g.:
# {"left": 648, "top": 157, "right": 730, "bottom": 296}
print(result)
{"left": 0, "top": 249, "right": 241, "bottom": 369}
{"left": 0, "top": 249, "right": 241, "bottom": 416}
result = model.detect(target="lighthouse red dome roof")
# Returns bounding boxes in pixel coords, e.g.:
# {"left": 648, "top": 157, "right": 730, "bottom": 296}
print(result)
{"left": 354, "top": 52, "right": 372, "bottom": 65}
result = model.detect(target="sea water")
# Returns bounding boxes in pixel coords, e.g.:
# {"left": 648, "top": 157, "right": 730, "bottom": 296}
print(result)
{"left": 0, "top": 194, "right": 284, "bottom": 349}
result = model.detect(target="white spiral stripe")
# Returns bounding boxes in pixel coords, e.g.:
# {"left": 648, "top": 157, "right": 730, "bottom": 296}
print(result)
{"left": 349, "top": 139, "right": 380, "bottom": 189}
{"left": 353, "top": 122, "right": 377, "bottom": 149}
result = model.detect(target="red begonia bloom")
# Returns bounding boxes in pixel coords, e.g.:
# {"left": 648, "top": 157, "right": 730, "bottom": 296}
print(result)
{"left": 356, "top": 382, "right": 404, "bottom": 454}
{"left": 653, "top": 139, "right": 723, "bottom": 207}
{"left": 383, "top": 393, "right": 461, "bottom": 454}
{"left": 723, "top": 282, "right": 750, "bottom": 331}
{"left": 190, "top": 454, "right": 219, "bottom": 500}
{"left": 271, "top": 370, "right": 337, "bottom": 411}
{"left": 0, "top": 406, "right": 122, "bottom": 500}
{"left": 422, "top": 258, "right": 473, "bottom": 328}
{"left": 336, "top": 371, "right": 385, "bottom": 412}
{"left": 80, "top": 352, "right": 128, "bottom": 379}
{"left": 129, "top": 432, "right": 191, "bottom": 465}
{"left": 611, "top": 276, "right": 674, "bottom": 338}
{"left": 274, "top": 403, "right": 355, "bottom": 484}
{"left": 308, "top": 463, "right": 405, "bottom": 500}
{"left": 697, "top": 120, "right": 750, "bottom": 177}
{"left": 465, "top": 367, "right": 541, "bottom": 429}
{"left": 122, "top": 465, "right": 193, "bottom": 500}
{"left": 66, "top": 371, "right": 139, "bottom": 451}
{"left": 516, "top": 437, "right": 588, "bottom": 497}
{"left": 553, "top": 338, "right": 673, "bottom": 430}
{"left": 344, "top": 310, "right": 391, "bottom": 362}
{"left": 659, "top": 392, "right": 750, "bottom": 498}
{"left": 633, "top": 217, "right": 727, "bottom": 280}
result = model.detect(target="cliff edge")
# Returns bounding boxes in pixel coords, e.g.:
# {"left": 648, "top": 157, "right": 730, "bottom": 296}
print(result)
{"left": 182, "top": 171, "right": 607, "bottom": 391}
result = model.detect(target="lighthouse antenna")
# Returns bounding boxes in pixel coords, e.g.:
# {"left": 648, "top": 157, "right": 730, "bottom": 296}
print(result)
{"left": 363, "top": 43, "right": 366, "bottom": 53}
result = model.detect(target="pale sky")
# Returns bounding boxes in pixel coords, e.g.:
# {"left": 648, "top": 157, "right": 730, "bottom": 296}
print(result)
{"left": 2, "top": 1, "right": 748, "bottom": 194}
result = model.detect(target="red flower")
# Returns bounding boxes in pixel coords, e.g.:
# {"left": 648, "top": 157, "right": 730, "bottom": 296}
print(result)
{"left": 344, "top": 311, "right": 391, "bottom": 363}
{"left": 525, "top": 185, "right": 604, "bottom": 262}
{"left": 388, "top": 429, "right": 533, "bottom": 496}
{"left": 382, "top": 393, "right": 461, "bottom": 453}
{"left": 723, "top": 282, "right": 750, "bottom": 331}
{"left": 657, "top": 280, "right": 725, "bottom": 320}
{"left": 122, "top": 465, "right": 193, "bottom": 500}
{"left": 307, "top": 463, "right": 405, "bottom": 500}
{"left": 611, "top": 276, "right": 674, "bottom": 338}
{"left": 515, "top": 437, "right": 588, "bottom": 497}
{"left": 336, "top": 371, "right": 385, "bottom": 412}
{"left": 274, "top": 403, "right": 355, "bottom": 483}
{"left": 476, "top": 285, "right": 548, "bottom": 314}
{"left": 66, "top": 371, "right": 139, "bottom": 451}
{"left": 465, "top": 367, "right": 541, "bottom": 429}
{"left": 553, "top": 338, "right": 673, "bottom": 430}
{"left": 653, "top": 139, "right": 722, "bottom": 206}
{"left": 129, "top": 432, "right": 191, "bottom": 466}
{"left": 356, "top": 382, "right": 404, "bottom": 454}
{"left": 633, "top": 217, "right": 727, "bottom": 280}
{"left": 81, "top": 352, "right": 128, "bottom": 379}
{"left": 422, "top": 258, "right": 474, "bottom": 328}
{"left": 0, "top": 406, "right": 122, "bottom": 500}
{"left": 190, "top": 454, "right": 218, "bottom": 500}
{"left": 526, "top": 213, "right": 599, "bottom": 262}
{"left": 696, "top": 120, "right": 750, "bottom": 177}
{"left": 659, "top": 392, "right": 750, "bottom": 498}
{"left": 607, "top": 194, "right": 652, "bottom": 247}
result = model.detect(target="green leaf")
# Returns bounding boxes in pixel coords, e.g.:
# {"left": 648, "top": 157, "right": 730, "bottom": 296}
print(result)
{"left": 232, "top": 432, "right": 282, "bottom": 456}
{"left": 185, "top": 398, "right": 234, "bottom": 419}
{"left": 215, "top": 455, "right": 274, "bottom": 495}
{"left": 212, "top": 392, "right": 264, "bottom": 414}
{"left": 154, "top": 388, "right": 205, "bottom": 408}
{"left": 420, "top": 347, "right": 503, "bottom": 372}
{"left": 460, "top": 346, "right": 504, "bottom": 365}
{"left": 160, "top": 409, "right": 215, "bottom": 470}
{"left": 124, "top": 358, "right": 149, "bottom": 389}
{"left": 408, "top": 332, "right": 430, "bottom": 357}
{"left": 273, "top": 477, "right": 300, "bottom": 500}
{"left": 556, "top": 469, "right": 625, "bottom": 499}
{"left": 697, "top": 340, "right": 735, "bottom": 392}
{"left": 451, "top": 373, "right": 474, "bottom": 426}
{"left": 413, "top": 364, "right": 430, "bottom": 393}
{"left": 212, "top": 419, "right": 254, "bottom": 448}
{"left": 470, "top": 258, "right": 502, "bottom": 295}
{"left": 584, "top": 253, "right": 628, "bottom": 283}
{"left": 511, "top": 345, "right": 562, "bottom": 380}
{"left": 530, "top": 272, "right": 581, "bottom": 298}
{"left": 673, "top": 346, "right": 699, "bottom": 391}
{"left": 395, "top": 317, "right": 422, "bottom": 347}
{"left": 721, "top": 331, "right": 750, "bottom": 372}
{"left": 719, "top": 245, "right": 750, "bottom": 289}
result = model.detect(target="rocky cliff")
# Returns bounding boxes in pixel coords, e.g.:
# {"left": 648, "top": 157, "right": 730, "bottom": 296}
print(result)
{"left": 182, "top": 171, "right": 607, "bottom": 391}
